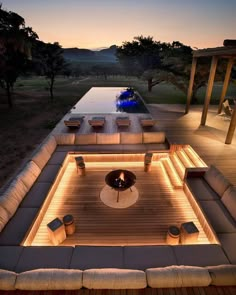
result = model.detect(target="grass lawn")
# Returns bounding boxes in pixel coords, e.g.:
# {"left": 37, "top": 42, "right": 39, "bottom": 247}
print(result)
{"left": 0, "top": 75, "right": 235, "bottom": 186}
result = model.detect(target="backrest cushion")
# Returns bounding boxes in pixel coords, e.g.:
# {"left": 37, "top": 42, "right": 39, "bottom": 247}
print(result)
{"left": 96, "top": 133, "right": 120, "bottom": 145}
{"left": 43, "top": 135, "right": 57, "bottom": 155}
{"left": 222, "top": 186, "right": 236, "bottom": 220}
{"left": 204, "top": 165, "right": 231, "bottom": 197}
{"left": 120, "top": 133, "right": 143, "bottom": 144}
{"left": 75, "top": 133, "right": 97, "bottom": 145}
{"left": 0, "top": 269, "right": 16, "bottom": 290}
{"left": 17, "top": 161, "right": 41, "bottom": 191}
{"left": 54, "top": 134, "right": 75, "bottom": 145}
{"left": 207, "top": 264, "right": 236, "bottom": 286}
{"left": 31, "top": 146, "right": 51, "bottom": 170}
{"left": 143, "top": 132, "right": 165, "bottom": 144}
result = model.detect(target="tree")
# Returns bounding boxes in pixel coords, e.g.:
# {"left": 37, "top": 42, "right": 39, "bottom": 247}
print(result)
{"left": 0, "top": 5, "right": 38, "bottom": 107}
{"left": 40, "top": 42, "right": 67, "bottom": 101}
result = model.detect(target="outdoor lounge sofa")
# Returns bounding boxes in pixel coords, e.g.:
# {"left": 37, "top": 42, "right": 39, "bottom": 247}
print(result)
{"left": 1, "top": 134, "right": 236, "bottom": 291}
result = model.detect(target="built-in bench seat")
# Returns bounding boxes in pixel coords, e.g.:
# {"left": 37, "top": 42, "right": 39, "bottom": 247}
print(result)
{"left": 184, "top": 165, "right": 236, "bottom": 264}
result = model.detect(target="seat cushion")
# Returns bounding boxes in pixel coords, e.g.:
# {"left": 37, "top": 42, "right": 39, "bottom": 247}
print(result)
{"left": 16, "top": 268, "right": 83, "bottom": 290}
{"left": 36, "top": 165, "right": 61, "bottom": 183}
{"left": 47, "top": 151, "right": 67, "bottom": 165}
{"left": 173, "top": 244, "right": 230, "bottom": 266}
{"left": 70, "top": 246, "right": 123, "bottom": 270}
{"left": 218, "top": 233, "right": 236, "bottom": 264}
{"left": 200, "top": 200, "right": 236, "bottom": 233}
{"left": 186, "top": 178, "right": 220, "bottom": 201}
{"left": 15, "top": 246, "right": 73, "bottom": 272}
{"left": 123, "top": 246, "right": 177, "bottom": 270}
{"left": 83, "top": 268, "right": 147, "bottom": 289}
{"left": 0, "top": 246, "right": 24, "bottom": 271}
{"left": 204, "top": 165, "right": 231, "bottom": 197}
{"left": 221, "top": 186, "right": 236, "bottom": 221}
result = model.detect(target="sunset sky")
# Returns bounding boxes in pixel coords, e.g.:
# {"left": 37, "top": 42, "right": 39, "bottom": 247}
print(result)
{"left": 2, "top": 0, "right": 236, "bottom": 50}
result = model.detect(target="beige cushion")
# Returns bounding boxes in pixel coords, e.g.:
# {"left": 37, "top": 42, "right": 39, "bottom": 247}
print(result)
{"left": 96, "top": 133, "right": 120, "bottom": 145}
{"left": 207, "top": 265, "right": 236, "bottom": 286}
{"left": 17, "top": 161, "right": 41, "bottom": 191}
{"left": 0, "top": 269, "right": 16, "bottom": 290}
{"left": 75, "top": 133, "right": 97, "bottom": 145}
{"left": 146, "top": 265, "right": 211, "bottom": 288}
{"left": 54, "top": 134, "right": 75, "bottom": 145}
{"left": 31, "top": 146, "right": 51, "bottom": 170}
{"left": 83, "top": 268, "right": 147, "bottom": 289}
{"left": 43, "top": 135, "right": 57, "bottom": 155}
{"left": 120, "top": 133, "right": 143, "bottom": 144}
{"left": 15, "top": 269, "right": 83, "bottom": 290}
{"left": 204, "top": 165, "right": 231, "bottom": 197}
{"left": 0, "top": 206, "right": 10, "bottom": 232}
{"left": 143, "top": 132, "right": 165, "bottom": 144}
{"left": 222, "top": 186, "right": 236, "bottom": 220}
{"left": 0, "top": 178, "right": 28, "bottom": 217}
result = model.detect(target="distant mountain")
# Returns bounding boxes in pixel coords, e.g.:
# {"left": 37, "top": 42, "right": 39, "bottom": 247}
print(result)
{"left": 63, "top": 45, "right": 118, "bottom": 63}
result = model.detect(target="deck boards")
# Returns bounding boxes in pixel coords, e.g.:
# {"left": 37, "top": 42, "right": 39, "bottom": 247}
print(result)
{"left": 31, "top": 159, "right": 210, "bottom": 246}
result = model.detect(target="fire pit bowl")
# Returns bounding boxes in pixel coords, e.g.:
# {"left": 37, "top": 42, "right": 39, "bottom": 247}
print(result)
{"left": 105, "top": 169, "right": 136, "bottom": 202}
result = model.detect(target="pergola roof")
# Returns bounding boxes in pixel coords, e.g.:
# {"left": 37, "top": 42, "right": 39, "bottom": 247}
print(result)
{"left": 193, "top": 46, "right": 236, "bottom": 58}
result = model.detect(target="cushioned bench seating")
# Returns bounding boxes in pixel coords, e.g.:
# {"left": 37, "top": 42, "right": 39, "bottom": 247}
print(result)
{"left": 184, "top": 165, "right": 236, "bottom": 264}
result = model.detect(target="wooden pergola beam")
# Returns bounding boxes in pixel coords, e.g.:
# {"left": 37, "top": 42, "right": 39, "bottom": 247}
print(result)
{"left": 201, "top": 56, "right": 218, "bottom": 126}
{"left": 218, "top": 58, "right": 235, "bottom": 114}
{"left": 185, "top": 57, "right": 197, "bottom": 114}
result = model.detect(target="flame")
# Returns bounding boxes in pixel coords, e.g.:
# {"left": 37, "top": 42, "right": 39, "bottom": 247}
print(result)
{"left": 119, "top": 172, "right": 125, "bottom": 181}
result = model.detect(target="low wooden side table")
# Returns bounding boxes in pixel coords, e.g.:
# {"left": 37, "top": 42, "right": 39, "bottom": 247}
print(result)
{"left": 180, "top": 221, "right": 199, "bottom": 244}
{"left": 63, "top": 214, "right": 75, "bottom": 235}
{"left": 47, "top": 218, "right": 66, "bottom": 245}
{"left": 166, "top": 225, "right": 180, "bottom": 245}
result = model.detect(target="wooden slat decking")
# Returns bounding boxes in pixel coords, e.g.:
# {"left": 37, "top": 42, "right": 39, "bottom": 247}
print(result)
{"left": 31, "top": 157, "right": 210, "bottom": 246}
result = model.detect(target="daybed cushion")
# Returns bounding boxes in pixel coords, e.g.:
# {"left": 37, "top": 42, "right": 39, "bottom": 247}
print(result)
{"left": 0, "top": 246, "right": 24, "bottom": 271}
{"left": 218, "top": 233, "right": 236, "bottom": 264}
{"left": 70, "top": 246, "right": 123, "bottom": 270}
{"left": 186, "top": 178, "right": 220, "bottom": 201}
{"left": 146, "top": 265, "right": 211, "bottom": 288}
{"left": 46, "top": 151, "right": 67, "bottom": 165}
{"left": 75, "top": 133, "right": 97, "bottom": 145}
{"left": 173, "top": 245, "right": 230, "bottom": 266}
{"left": 54, "top": 134, "right": 75, "bottom": 145}
{"left": 15, "top": 246, "right": 73, "bottom": 272}
{"left": 200, "top": 200, "right": 236, "bottom": 233}
{"left": 0, "top": 269, "right": 17, "bottom": 290}
{"left": 31, "top": 146, "right": 51, "bottom": 170}
{"left": 15, "top": 268, "right": 83, "bottom": 290}
{"left": 123, "top": 246, "right": 177, "bottom": 270}
{"left": 120, "top": 132, "right": 143, "bottom": 144}
{"left": 204, "top": 165, "right": 231, "bottom": 197}
{"left": 143, "top": 132, "right": 165, "bottom": 144}
{"left": 83, "top": 268, "right": 147, "bottom": 289}
{"left": 207, "top": 264, "right": 236, "bottom": 285}
{"left": 96, "top": 133, "right": 120, "bottom": 145}
{"left": 0, "top": 178, "right": 28, "bottom": 217}
{"left": 0, "top": 208, "right": 38, "bottom": 246}
{"left": 222, "top": 186, "right": 236, "bottom": 221}
{"left": 20, "top": 182, "right": 52, "bottom": 208}
{"left": 36, "top": 164, "right": 61, "bottom": 183}
{"left": 17, "top": 161, "right": 41, "bottom": 191}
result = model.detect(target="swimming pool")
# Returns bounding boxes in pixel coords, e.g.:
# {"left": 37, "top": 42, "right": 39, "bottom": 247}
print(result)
{"left": 71, "top": 87, "right": 149, "bottom": 114}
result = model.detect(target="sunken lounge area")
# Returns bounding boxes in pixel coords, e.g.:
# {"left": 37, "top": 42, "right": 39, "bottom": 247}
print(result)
{"left": 0, "top": 88, "right": 236, "bottom": 293}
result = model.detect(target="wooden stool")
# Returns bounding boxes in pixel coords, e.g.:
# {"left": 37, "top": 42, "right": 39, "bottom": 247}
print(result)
{"left": 47, "top": 218, "right": 66, "bottom": 245}
{"left": 77, "top": 162, "right": 86, "bottom": 176}
{"left": 180, "top": 221, "right": 199, "bottom": 244}
{"left": 63, "top": 214, "right": 75, "bottom": 235}
{"left": 166, "top": 225, "right": 180, "bottom": 245}
{"left": 75, "top": 156, "right": 84, "bottom": 173}
{"left": 144, "top": 152, "right": 153, "bottom": 172}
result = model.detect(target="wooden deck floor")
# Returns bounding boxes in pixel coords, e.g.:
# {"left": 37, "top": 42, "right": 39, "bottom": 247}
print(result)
{"left": 31, "top": 158, "right": 210, "bottom": 246}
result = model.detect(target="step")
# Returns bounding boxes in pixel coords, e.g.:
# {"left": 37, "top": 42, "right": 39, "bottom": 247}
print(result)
{"left": 175, "top": 149, "right": 195, "bottom": 168}
{"left": 183, "top": 146, "right": 207, "bottom": 167}
{"left": 170, "top": 153, "right": 185, "bottom": 180}
{"left": 161, "top": 158, "right": 183, "bottom": 189}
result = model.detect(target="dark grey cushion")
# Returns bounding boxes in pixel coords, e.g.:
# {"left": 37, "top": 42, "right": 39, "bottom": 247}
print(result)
{"left": 0, "top": 208, "right": 38, "bottom": 245}
{"left": 145, "top": 143, "right": 170, "bottom": 152}
{"left": 55, "top": 145, "right": 74, "bottom": 152}
{"left": 37, "top": 164, "right": 61, "bottom": 183}
{"left": 0, "top": 246, "right": 24, "bottom": 271}
{"left": 218, "top": 233, "right": 236, "bottom": 264}
{"left": 70, "top": 246, "right": 124, "bottom": 270}
{"left": 15, "top": 246, "right": 73, "bottom": 272}
{"left": 186, "top": 178, "right": 220, "bottom": 201}
{"left": 200, "top": 200, "right": 236, "bottom": 233}
{"left": 20, "top": 182, "right": 52, "bottom": 208}
{"left": 173, "top": 244, "right": 230, "bottom": 266}
{"left": 47, "top": 151, "right": 67, "bottom": 165}
{"left": 123, "top": 246, "right": 177, "bottom": 270}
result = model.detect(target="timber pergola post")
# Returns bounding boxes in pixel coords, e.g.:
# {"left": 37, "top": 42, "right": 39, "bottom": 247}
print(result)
{"left": 201, "top": 56, "right": 218, "bottom": 126}
{"left": 218, "top": 57, "right": 234, "bottom": 114}
{"left": 185, "top": 57, "right": 197, "bottom": 114}
{"left": 225, "top": 107, "right": 236, "bottom": 144}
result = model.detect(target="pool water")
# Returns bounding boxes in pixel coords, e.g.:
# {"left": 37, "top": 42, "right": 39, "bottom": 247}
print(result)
{"left": 71, "top": 87, "right": 149, "bottom": 114}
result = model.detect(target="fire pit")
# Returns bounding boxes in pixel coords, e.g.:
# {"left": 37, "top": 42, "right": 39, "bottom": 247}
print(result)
{"left": 105, "top": 169, "right": 136, "bottom": 202}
